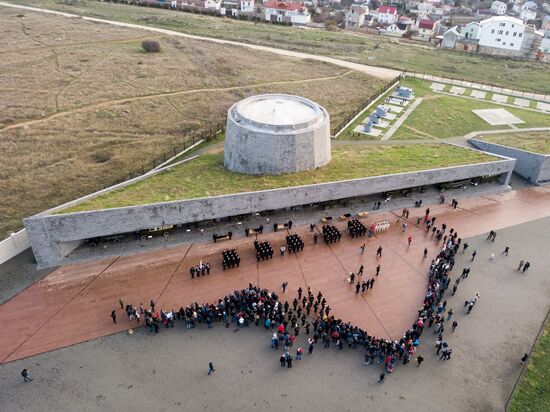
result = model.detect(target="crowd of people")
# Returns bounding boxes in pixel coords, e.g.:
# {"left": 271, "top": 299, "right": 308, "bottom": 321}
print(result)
{"left": 108, "top": 200, "right": 533, "bottom": 382}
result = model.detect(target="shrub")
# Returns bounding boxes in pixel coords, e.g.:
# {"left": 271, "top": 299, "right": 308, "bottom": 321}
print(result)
{"left": 141, "top": 40, "right": 161, "bottom": 53}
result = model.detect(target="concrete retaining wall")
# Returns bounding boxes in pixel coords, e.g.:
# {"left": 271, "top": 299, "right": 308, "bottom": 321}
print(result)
{"left": 0, "top": 229, "right": 30, "bottom": 265}
{"left": 469, "top": 139, "right": 550, "bottom": 184}
{"left": 24, "top": 157, "right": 515, "bottom": 268}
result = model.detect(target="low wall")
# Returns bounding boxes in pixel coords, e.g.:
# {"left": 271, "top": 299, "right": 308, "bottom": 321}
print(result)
{"left": 24, "top": 156, "right": 515, "bottom": 268}
{"left": 469, "top": 139, "right": 550, "bottom": 184}
{"left": 0, "top": 229, "right": 30, "bottom": 265}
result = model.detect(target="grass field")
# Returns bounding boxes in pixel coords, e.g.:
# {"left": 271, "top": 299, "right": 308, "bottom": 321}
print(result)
{"left": 0, "top": 7, "right": 383, "bottom": 237}
{"left": 59, "top": 144, "right": 496, "bottom": 213}
{"left": 509, "top": 321, "right": 550, "bottom": 412}
{"left": 390, "top": 79, "right": 550, "bottom": 140}
{"left": 4, "top": 0, "right": 550, "bottom": 93}
{"left": 480, "top": 131, "right": 550, "bottom": 154}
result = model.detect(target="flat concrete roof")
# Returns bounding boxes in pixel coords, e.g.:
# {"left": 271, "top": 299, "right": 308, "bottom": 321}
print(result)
{"left": 234, "top": 94, "right": 325, "bottom": 129}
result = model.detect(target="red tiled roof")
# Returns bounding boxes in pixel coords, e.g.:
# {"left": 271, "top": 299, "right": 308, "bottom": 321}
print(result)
{"left": 264, "top": 1, "right": 305, "bottom": 11}
{"left": 419, "top": 19, "right": 435, "bottom": 29}
{"left": 378, "top": 6, "right": 397, "bottom": 14}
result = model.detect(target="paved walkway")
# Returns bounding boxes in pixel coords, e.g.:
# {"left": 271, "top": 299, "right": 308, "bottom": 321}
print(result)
{"left": 381, "top": 97, "right": 423, "bottom": 140}
{"left": 1, "top": 187, "right": 550, "bottom": 364}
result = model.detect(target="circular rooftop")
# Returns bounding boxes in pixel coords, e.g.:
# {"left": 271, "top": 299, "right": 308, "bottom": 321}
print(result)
{"left": 231, "top": 94, "right": 328, "bottom": 132}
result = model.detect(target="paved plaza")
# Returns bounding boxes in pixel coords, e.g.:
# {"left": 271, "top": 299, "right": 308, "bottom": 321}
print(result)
{"left": 1, "top": 187, "right": 550, "bottom": 366}
{"left": 472, "top": 108, "right": 524, "bottom": 126}
{"left": 0, "top": 192, "right": 549, "bottom": 411}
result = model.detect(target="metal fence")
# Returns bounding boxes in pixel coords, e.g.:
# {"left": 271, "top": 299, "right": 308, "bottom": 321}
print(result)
{"left": 334, "top": 74, "right": 403, "bottom": 137}
{"left": 102, "top": 123, "right": 224, "bottom": 189}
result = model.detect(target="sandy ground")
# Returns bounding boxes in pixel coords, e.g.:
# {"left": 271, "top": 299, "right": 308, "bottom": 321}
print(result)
{"left": 0, "top": 217, "right": 548, "bottom": 411}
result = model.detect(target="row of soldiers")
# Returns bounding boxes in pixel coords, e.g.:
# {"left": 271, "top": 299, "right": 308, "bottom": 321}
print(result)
{"left": 222, "top": 249, "right": 240, "bottom": 269}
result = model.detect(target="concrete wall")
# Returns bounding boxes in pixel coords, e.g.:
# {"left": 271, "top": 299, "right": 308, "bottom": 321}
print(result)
{"left": 224, "top": 95, "right": 331, "bottom": 175}
{"left": 25, "top": 156, "right": 515, "bottom": 268}
{"left": 0, "top": 229, "right": 30, "bottom": 265}
{"left": 469, "top": 138, "right": 550, "bottom": 184}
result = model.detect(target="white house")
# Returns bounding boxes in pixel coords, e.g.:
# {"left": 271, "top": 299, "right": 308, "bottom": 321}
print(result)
{"left": 418, "top": 18, "right": 435, "bottom": 37}
{"left": 541, "top": 23, "right": 550, "bottom": 51}
{"left": 463, "top": 21, "right": 480, "bottom": 39}
{"left": 490, "top": 1, "right": 507, "bottom": 15}
{"left": 204, "top": 0, "right": 222, "bottom": 9}
{"left": 345, "top": 5, "right": 369, "bottom": 29}
{"left": 522, "top": 1, "right": 538, "bottom": 11}
{"left": 521, "top": 9, "right": 537, "bottom": 22}
{"left": 478, "top": 16, "right": 526, "bottom": 51}
{"left": 264, "top": 1, "right": 311, "bottom": 25}
{"left": 240, "top": 0, "right": 254, "bottom": 12}
{"left": 376, "top": 5, "right": 398, "bottom": 24}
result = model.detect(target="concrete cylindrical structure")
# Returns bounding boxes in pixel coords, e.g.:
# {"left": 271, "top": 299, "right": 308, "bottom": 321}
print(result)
{"left": 224, "top": 94, "right": 331, "bottom": 175}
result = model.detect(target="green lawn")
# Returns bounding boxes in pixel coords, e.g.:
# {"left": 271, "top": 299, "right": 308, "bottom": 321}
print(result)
{"left": 480, "top": 131, "right": 550, "bottom": 154}
{"left": 390, "top": 79, "right": 550, "bottom": 140}
{"left": 58, "top": 144, "right": 496, "bottom": 213}
{"left": 7, "top": 0, "right": 550, "bottom": 93}
{"left": 336, "top": 83, "right": 398, "bottom": 140}
{"left": 509, "top": 322, "right": 550, "bottom": 412}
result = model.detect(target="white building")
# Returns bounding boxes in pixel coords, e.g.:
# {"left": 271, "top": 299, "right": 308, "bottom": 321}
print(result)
{"left": 521, "top": 9, "right": 537, "bottom": 22}
{"left": 345, "top": 5, "right": 369, "bottom": 29}
{"left": 204, "top": 0, "right": 222, "bottom": 9}
{"left": 490, "top": 1, "right": 507, "bottom": 15}
{"left": 522, "top": 1, "right": 538, "bottom": 11}
{"left": 264, "top": 1, "right": 311, "bottom": 25}
{"left": 240, "top": 0, "right": 254, "bottom": 12}
{"left": 463, "top": 21, "right": 480, "bottom": 39}
{"left": 542, "top": 24, "right": 550, "bottom": 51}
{"left": 375, "top": 5, "right": 398, "bottom": 24}
{"left": 478, "top": 16, "right": 526, "bottom": 51}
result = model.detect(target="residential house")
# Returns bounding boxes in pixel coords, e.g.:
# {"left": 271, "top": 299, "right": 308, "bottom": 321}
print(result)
{"left": 541, "top": 23, "right": 550, "bottom": 52}
{"left": 376, "top": 5, "right": 398, "bottom": 24}
{"left": 204, "top": 0, "right": 222, "bottom": 9}
{"left": 477, "top": 16, "right": 537, "bottom": 57}
{"left": 221, "top": 0, "right": 239, "bottom": 15}
{"left": 522, "top": 1, "right": 538, "bottom": 11}
{"left": 521, "top": 9, "right": 537, "bottom": 22}
{"left": 240, "top": 0, "right": 255, "bottom": 12}
{"left": 441, "top": 16, "right": 540, "bottom": 59}
{"left": 345, "top": 5, "right": 369, "bottom": 29}
{"left": 418, "top": 17, "right": 435, "bottom": 37}
{"left": 441, "top": 26, "right": 462, "bottom": 48}
{"left": 463, "top": 21, "right": 480, "bottom": 39}
{"left": 490, "top": 1, "right": 507, "bottom": 16}
{"left": 264, "top": 1, "right": 311, "bottom": 24}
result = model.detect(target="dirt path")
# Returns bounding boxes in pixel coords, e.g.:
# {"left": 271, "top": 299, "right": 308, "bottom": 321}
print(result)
{"left": 0, "top": 2, "right": 401, "bottom": 80}
{"left": 0, "top": 70, "right": 354, "bottom": 132}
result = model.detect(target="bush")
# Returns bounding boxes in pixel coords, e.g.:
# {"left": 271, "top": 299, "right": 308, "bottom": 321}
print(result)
{"left": 141, "top": 40, "right": 161, "bottom": 53}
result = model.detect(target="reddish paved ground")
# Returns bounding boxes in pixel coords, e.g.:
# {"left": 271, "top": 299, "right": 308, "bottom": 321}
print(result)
{"left": 1, "top": 187, "right": 550, "bottom": 364}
